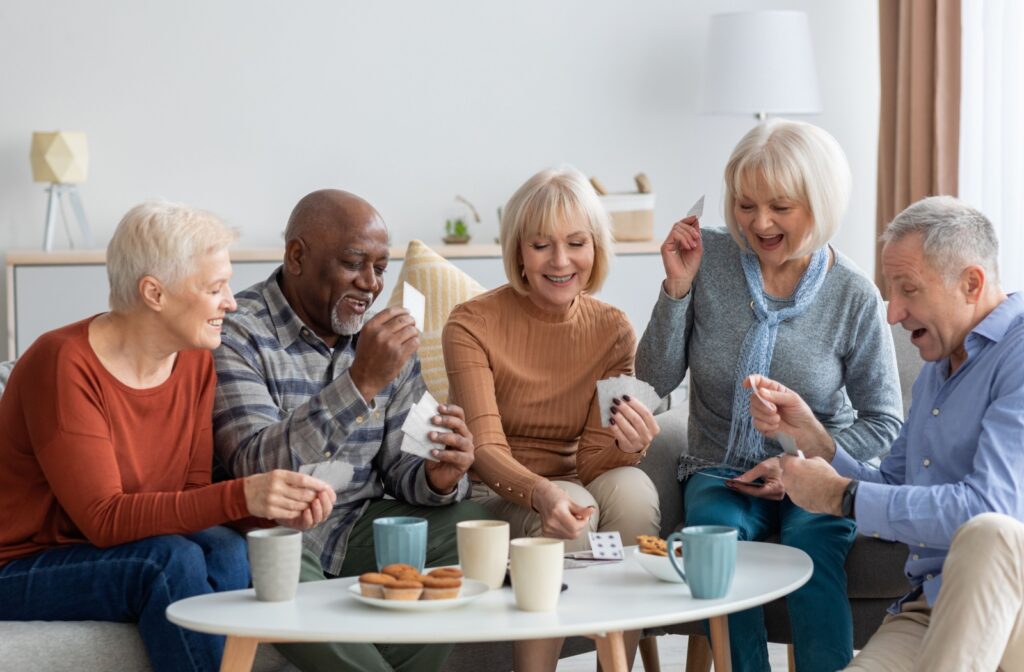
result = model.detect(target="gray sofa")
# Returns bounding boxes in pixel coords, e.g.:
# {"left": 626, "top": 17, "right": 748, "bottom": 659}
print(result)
{"left": 0, "top": 323, "right": 919, "bottom": 671}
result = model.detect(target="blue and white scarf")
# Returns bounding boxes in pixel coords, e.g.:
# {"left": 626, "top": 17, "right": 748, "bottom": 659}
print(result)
{"left": 723, "top": 247, "right": 829, "bottom": 468}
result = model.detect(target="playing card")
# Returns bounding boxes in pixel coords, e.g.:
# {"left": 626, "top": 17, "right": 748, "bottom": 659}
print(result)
{"left": 400, "top": 391, "right": 452, "bottom": 462}
{"left": 403, "top": 282, "right": 425, "bottom": 332}
{"left": 596, "top": 375, "right": 662, "bottom": 427}
{"left": 686, "top": 194, "right": 705, "bottom": 220}
{"left": 588, "top": 531, "right": 624, "bottom": 560}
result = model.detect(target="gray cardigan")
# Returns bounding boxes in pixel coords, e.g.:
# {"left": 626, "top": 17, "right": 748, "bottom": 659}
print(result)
{"left": 636, "top": 228, "right": 902, "bottom": 466}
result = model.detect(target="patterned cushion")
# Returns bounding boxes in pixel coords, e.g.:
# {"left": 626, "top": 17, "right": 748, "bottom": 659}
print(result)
{"left": 386, "top": 240, "right": 486, "bottom": 403}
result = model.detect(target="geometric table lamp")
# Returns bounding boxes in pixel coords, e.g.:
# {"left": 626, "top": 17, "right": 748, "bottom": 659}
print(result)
{"left": 30, "top": 131, "right": 94, "bottom": 250}
{"left": 703, "top": 10, "right": 822, "bottom": 122}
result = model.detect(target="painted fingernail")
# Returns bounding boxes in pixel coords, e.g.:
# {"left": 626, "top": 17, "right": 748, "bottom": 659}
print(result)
{"left": 610, "top": 417, "right": 616, "bottom": 425}
{"left": 623, "top": 395, "right": 632, "bottom": 402}
{"left": 612, "top": 398, "right": 621, "bottom": 406}
{"left": 610, "top": 406, "right": 619, "bottom": 415}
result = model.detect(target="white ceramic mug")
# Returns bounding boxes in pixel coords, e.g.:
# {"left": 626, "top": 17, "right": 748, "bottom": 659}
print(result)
{"left": 457, "top": 520, "right": 510, "bottom": 590}
{"left": 509, "top": 537, "right": 564, "bottom": 611}
{"left": 247, "top": 527, "right": 302, "bottom": 602}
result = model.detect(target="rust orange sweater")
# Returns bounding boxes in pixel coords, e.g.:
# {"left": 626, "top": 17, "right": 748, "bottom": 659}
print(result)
{"left": 0, "top": 318, "right": 248, "bottom": 565}
{"left": 442, "top": 285, "right": 642, "bottom": 509}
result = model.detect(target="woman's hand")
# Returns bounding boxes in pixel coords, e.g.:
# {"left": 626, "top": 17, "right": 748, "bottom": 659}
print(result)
{"left": 242, "top": 469, "right": 335, "bottom": 524}
{"left": 531, "top": 480, "right": 594, "bottom": 540}
{"left": 660, "top": 215, "right": 703, "bottom": 299}
{"left": 609, "top": 396, "right": 660, "bottom": 453}
{"left": 726, "top": 457, "right": 785, "bottom": 500}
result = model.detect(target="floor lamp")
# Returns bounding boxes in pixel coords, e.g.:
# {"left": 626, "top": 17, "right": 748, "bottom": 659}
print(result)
{"left": 703, "top": 10, "right": 822, "bottom": 121}
{"left": 30, "top": 131, "right": 95, "bottom": 251}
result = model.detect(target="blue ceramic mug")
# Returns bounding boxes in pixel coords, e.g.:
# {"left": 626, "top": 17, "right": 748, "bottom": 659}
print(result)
{"left": 666, "top": 525, "right": 738, "bottom": 599}
{"left": 373, "top": 516, "right": 428, "bottom": 572}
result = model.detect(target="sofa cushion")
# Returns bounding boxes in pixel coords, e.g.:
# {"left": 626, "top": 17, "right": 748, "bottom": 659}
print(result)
{"left": 386, "top": 240, "right": 486, "bottom": 403}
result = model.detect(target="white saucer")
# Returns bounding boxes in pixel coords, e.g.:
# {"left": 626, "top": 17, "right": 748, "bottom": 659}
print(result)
{"left": 348, "top": 578, "right": 489, "bottom": 611}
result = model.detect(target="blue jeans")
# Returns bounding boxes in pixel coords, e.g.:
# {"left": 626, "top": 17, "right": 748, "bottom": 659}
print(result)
{"left": 0, "top": 526, "right": 249, "bottom": 672}
{"left": 684, "top": 472, "right": 857, "bottom": 672}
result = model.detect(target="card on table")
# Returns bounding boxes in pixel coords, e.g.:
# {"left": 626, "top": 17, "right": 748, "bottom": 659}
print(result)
{"left": 588, "top": 531, "right": 624, "bottom": 560}
{"left": 403, "top": 282, "right": 426, "bottom": 332}
{"left": 596, "top": 375, "right": 661, "bottom": 427}
{"left": 400, "top": 390, "right": 452, "bottom": 462}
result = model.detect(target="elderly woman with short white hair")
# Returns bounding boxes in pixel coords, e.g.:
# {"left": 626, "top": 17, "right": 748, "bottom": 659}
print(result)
{"left": 636, "top": 120, "right": 903, "bottom": 672}
{"left": 443, "top": 165, "right": 661, "bottom": 671}
{"left": 0, "top": 201, "right": 334, "bottom": 672}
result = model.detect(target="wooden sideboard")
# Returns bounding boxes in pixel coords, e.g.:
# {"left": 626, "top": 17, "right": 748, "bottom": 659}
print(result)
{"left": 6, "top": 242, "right": 663, "bottom": 359}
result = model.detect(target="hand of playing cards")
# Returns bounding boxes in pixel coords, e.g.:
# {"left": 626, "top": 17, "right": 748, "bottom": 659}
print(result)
{"left": 596, "top": 375, "right": 661, "bottom": 428}
{"left": 400, "top": 391, "right": 452, "bottom": 462}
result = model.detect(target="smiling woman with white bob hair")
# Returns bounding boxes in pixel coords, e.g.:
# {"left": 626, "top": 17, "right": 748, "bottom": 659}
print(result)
{"left": 636, "top": 120, "right": 904, "bottom": 672}
{"left": 0, "top": 201, "right": 335, "bottom": 672}
{"left": 443, "top": 166, "right": 662, "bottom": 671}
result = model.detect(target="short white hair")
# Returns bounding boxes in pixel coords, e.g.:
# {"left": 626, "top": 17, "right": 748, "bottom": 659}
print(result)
{"left": 881, "top": 196, "right": 1000, "bottom": 285}
{"left": 723, "top": 119, "right": 851, "bottom": 255}
{"left": 499, "top": 165, "right": 614, "bottom": 294}
{"left": 107, "top": 201, "right": 237, "bottom": 312}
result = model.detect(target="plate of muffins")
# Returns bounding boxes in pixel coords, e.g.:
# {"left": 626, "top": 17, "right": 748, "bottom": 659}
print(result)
{"left": 350, "top": 563, "right": 489, "bottom": 611}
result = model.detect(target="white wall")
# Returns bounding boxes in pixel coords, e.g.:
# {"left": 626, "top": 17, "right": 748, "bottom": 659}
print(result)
{"left": 0, "top": 0, "right": 879, "bottom": 358}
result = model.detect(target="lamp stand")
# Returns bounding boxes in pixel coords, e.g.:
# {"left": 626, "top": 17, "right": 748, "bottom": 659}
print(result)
{"left": 43, "top": 183, "right": 93, "bottom": 251}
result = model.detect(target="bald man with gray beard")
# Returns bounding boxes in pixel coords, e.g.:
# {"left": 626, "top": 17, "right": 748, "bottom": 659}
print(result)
{"left": 213, "top": 189, "right": 487, "bottom": 672}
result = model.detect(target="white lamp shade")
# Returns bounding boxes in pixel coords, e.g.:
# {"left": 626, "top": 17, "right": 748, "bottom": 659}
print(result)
{"left": 703, "top": 11, "right": 822, "bottom": 116}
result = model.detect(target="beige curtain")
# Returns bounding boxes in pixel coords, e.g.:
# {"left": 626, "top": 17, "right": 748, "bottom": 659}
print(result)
{"left": 875, "top": 0, "right": 961, "bottom": 289}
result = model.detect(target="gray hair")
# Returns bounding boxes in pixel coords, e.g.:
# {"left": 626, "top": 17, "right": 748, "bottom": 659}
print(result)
{"left": 881, "top": 196, "right": 999, "bottom": 285}
{"left": 723, "top": 119, "right": 851, "bottom": 255}
{"left": 107, "top": 201, "right": 237, "bottom": 312}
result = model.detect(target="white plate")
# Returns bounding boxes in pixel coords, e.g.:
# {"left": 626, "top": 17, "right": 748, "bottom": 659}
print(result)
{"left": 348, "top": 578, "right": 490, "bottom": 611}
{"left": 632, "top": 546, "right": 685, "bottom": 584}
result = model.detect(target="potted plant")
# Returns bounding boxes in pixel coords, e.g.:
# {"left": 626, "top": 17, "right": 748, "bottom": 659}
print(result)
{"left": 442, "top": 195, "right": 480, "bottom": 244}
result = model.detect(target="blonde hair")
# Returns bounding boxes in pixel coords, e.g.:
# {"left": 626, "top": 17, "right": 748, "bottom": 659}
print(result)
{"left": 499, "top": 165, "right": 613, "bottom": 294}
{"left": 107, "top": 200, "right": 237, "bottom": 312}
{"left": 723, "top": 119, "right": 851, "bottom": 256}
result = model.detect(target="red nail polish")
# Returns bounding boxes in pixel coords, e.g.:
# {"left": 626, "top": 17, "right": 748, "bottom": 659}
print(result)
{"left": 623, "top": 394, "right": 632, "bottom": 402}
{"left": 610, "top": 417, "right": 616, "bottom": 425}
{"left": 610, "top": 406, "right": 619, "bottom": 415}
{"left": 612, "top": 398, "right": 621, "bottom": 406}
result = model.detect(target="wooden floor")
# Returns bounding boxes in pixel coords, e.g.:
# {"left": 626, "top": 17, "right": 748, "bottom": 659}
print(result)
{"left": 556, "top": 634, "right": 791, "bottom": 671}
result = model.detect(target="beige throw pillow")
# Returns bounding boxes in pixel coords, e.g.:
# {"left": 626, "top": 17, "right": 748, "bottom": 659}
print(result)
{"left": 387, "top": 240, "right": 486, "bottom": 403}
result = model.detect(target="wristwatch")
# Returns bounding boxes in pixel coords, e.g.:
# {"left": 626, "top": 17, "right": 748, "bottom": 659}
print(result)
{"left": 841, "top": 480, "right": 859, "bottom": 518}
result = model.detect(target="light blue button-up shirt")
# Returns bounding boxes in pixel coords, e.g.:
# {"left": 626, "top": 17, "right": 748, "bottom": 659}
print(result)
{"left": 832, "top": 292, "right": 1024, "bottom": 608}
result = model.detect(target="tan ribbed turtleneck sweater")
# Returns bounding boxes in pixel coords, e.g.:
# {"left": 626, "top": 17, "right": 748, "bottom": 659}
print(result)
{"left": 442, "top": 284, "right": 642, "bottom": 509}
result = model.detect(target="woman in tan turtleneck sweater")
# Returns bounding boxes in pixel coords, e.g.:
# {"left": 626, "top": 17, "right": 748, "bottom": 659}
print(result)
{"left": 442, "top": 166, "right": 661, "bottom": 672}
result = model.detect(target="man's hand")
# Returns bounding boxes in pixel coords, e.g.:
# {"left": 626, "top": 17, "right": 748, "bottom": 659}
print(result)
{"left": 746, "top": 374, "right": 836, "bottom": 460}
{"left": 349, "top": 307, "right": 420, "bottom": 403}
{"left": 531, "top": 480, "right": 594, "bottom": 540}
{"left": 726, "top": 457, "right": 785, "bottom": 500}
{"left": 423, "top": 403, "right": 475, "bottom": 494}
{"left": 779, "top": 455, "right": 849, "bottom": 516}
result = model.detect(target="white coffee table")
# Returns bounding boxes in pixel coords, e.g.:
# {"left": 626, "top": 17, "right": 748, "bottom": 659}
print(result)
{"left": 167, "top": 541, "right": 811, "bottom": 672}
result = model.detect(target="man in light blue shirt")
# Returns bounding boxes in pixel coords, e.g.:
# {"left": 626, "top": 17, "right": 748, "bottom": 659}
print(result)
{"left": 747, "top": 196, "right": 1024, "bottom": 669}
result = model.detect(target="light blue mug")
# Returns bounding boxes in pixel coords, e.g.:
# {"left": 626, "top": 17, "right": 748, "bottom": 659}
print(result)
{"left": 666, "top": 525, "right": 738, "bottom": 599}
{"left": 373, "top": 516, "right": 428, "bottom": 572}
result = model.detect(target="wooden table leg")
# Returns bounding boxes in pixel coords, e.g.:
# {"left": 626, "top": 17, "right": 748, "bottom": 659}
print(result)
{"left": 592, "top": 631, "right": 629, "bottom": 672}
{"left": 220, "top": 636, "right": 260, "bottom": 672}
{"left": 708, "top": 616, "right": 732, "bottom": 672}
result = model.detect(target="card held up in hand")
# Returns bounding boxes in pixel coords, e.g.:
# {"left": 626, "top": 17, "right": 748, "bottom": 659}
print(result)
{"left": 403, "top": 282, "right": 426, "bottom": 332}
{"left": 595, "top": 375, "right": 662, "bottom": 427}
{"left": 588, "top": 531, "right": 624, "bottom": 560}
{"left": 400, "top": 390, "right": 452, "bottom": 462}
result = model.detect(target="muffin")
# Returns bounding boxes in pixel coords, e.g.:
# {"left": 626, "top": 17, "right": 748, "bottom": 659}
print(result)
{"left": 358, "top": 572, "right": 395, "bottom": 599}
{"left": 381, "top": 563, "right": 419, "bottom": 580}
{"left": 421, "top": 575, "right": 462, "bottom": 600}
{"left": 428, "top": 567, "right": 464, "bottom": 580}
{"left": 382, "top": 579, "right": 424, "bottom": 601}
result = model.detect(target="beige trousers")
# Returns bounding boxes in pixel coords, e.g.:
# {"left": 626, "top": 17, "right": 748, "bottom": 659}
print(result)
{"left": 847, "top": 513, "right": 1024, "bottom": 672}
{"left": 471, "top": 466, "right": 661, "bottom": 553}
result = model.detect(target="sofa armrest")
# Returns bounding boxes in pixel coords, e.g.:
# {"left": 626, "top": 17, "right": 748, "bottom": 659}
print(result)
{"left": 640, "top": 405, "right": 688, "bottom": 538}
